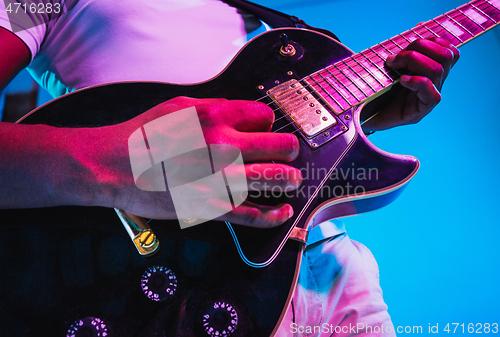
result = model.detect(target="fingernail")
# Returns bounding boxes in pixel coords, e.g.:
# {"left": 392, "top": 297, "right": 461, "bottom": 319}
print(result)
{"left": 289, "top": 134, "right": 300, "bottom": 159}
{"left": 386, "top": 55, "right": 396, "bottom": 65}
{"left": 288, "top": 205, "right": 294, "bottom": 219}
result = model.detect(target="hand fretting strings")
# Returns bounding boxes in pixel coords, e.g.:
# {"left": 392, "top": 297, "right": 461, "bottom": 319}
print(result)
{"left": 252, "top": 0, "right": 499, "bottom": 136}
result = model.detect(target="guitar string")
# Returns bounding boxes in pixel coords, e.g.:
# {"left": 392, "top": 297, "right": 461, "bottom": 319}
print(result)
{"left": 255, "top": 68, "right": 387, "bottom": 135}
{"left": 263, "top": 17, "right": 462, "bottom": 122}
{"left": 251, "top": 27, "right": 418, "bottom": 131}
{"left": 255, "top": 15, "right": 481, "bottom": 135}
{"left": 253, "top": 52, "right": 398, "bottom": 135}
{"left": 256, "top": 61, "right": 383, "bottom": 121}
{"left": 254, "top": 78, "right": 361, "bottom": 136}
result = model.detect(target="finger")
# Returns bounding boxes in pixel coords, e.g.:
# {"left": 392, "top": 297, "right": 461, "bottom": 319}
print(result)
{"left": 427, "top": 37, "right": 460, "bottom": 68}
{"left": 219, "top": 201, "right": 293, "bottom": 228}
{"left": 404, "top": 38, "right": 459, "bottom": 83}
{"left": 387, "top": 50, "right": 444, "bottom": 88}
{"left": 139, "top": 97, "right": 229, "bottom": 123}
{"left": 214, "top": 163, "right": 302, "bottom": 192}
{"left": 386, "top": 51, "right": 444, "bottom": 89}
{"left": 159, "top": 97, "right": 230, "bottom": 115}
{"left": 231, "top": 131, "right": 300, "bottom": 162}
{"left": 167, "top": 96, "right": 229, "bottom": 107}
{"left": 221, "top": 100, "right": 275, "bottom": 132}
{"left": 245, "top": 163, "right": 302, "bottom": 191}
{"left": 405, "top": 39, "right": 456, "bottom": 73}
{"left": 400, "top": 74, "right": 441, "bottom": 107}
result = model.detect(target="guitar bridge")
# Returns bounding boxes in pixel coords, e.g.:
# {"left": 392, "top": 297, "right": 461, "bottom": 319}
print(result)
{"left": 267, "top": 79, "right": 336, "bottom": 138}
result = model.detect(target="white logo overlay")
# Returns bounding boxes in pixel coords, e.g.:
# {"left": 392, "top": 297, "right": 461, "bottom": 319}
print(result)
{"left": 128, "top": 107, "right": 248, "bottom": 229}
{"left": 3, "top": 0, "right": 80, "bottom": 33}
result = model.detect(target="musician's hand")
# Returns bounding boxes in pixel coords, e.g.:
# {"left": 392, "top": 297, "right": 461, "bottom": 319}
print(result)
{"left": 108, "top": 97, "right": 302, "bottom": 228}
{"left": 362, "top": 37, "right": 459, "bottom": 131}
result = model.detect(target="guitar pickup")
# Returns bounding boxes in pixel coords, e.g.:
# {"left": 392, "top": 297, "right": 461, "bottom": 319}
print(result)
{"left": 267, "top": 79, "right": 336, "bottom": 138}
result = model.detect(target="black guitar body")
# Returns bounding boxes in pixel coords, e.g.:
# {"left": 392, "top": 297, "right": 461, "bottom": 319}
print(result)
{"left": 0, "top": 206, "right": 301, "bottom": 337}
{"left": 0, "top": 28, "right": 418, "bottom": 336}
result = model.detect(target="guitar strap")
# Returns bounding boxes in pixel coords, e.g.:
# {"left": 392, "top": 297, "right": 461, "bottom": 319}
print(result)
{"left": 220, "top": 0, "right": 340, "bottom": 41}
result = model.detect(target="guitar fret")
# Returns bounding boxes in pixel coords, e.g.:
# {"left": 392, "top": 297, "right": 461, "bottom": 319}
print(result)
{"left": 433, "top": 18, "right": 464, "bottom": 43}
{"left": 375, "top": 45, "right": 403, "bottom": 77}
{"left": 368, "top": 47, "right": 385, "bottom": 61}
{"left": 320, "top": 71, "right": 358, "bottom": 106}
{"left": 369, "top": 47, "right": 402, "bottom": 78}
{"left": 341, "top": 60, "right": 376, "bottom": 94}
{"left": 414, "top": 25, "right": 436, "bottom": 39}
{"left": 424, "top": 20, "right": 459, "bottom": 45}
{"left": 458, "top": 7, "right": 486, "bottom": 30}
{"left": 358, "top": 52, "right": 395, "bottom": 84}
{"left": 306, "top": 74, "right": 346, "bottom": 113}
{"left": 327, "top": 67, "right": 365, "bottom": 103}
{"left": 420, "top": 23, "right": 441, "bottom": 37}
{"left": 389, "top": 37, "right": 405, "bottom": 49}
{"left": 464, "top": 4, "right": 491, "bottom": 25}
{"left": 281, "top": 0, "right": 500, "bottom": 124}
{"left": 401, "top": 31, "right": 419, "bottom": 43}
{"left": 331, "top": 64, "right": 368, "bottom": 100}
{"left": 451, "top": 9, "right": 485, "bottom": 37}
{"left": 398, "top": 33, "right": 412, "bottom": 44}
{"left": 410, "top": 27, "right": 425, "bottom": 38}
{"left": 445, "top": 14, "right": 474, "bottom": 38}
{"left": 342, "top": 58, "right": 379, "bottom": 93}
{"left": 479, "top": 0, "right": 500, "bottom": 22}
{"left": 484, "top": 0, "right": 500, "bottom": 10}
{"left": 379, "top": 42, "right": 396, "bottom": 56}
{"left": 385, "top": 38, "right": 404, "bottom": 52}
{"left": 306, "top": 77, "right": 337, "bottom": 112}
{"left": 350, "top": 55, "right": 386, "bottom": 89}
{"left": 319, "top": 71, "right": 353, "bottom": 107}
{"left": 470, "top": 2, "right": 497, "bottom": 24}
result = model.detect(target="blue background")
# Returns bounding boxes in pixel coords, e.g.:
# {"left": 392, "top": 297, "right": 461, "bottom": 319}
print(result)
{"left": 258, "top": 0, "right": 500, "bottom": 334}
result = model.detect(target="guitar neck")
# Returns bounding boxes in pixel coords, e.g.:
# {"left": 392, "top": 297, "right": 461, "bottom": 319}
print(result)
{"left": 304, "top": 0, "right": 500, "bottom": 115}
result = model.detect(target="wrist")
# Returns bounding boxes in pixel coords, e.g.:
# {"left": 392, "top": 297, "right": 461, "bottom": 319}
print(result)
{"left": 59, "top": 125, "right": 130, "bottom": 209}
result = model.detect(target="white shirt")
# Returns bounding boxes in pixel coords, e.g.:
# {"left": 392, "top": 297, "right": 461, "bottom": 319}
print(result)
{"left": 0, "top": 0, "right": 268, "bottom": 97}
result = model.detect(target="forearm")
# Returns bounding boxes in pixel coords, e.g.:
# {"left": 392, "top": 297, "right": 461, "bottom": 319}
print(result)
{"left": 0, "top": 98, "right": 304, "bottom": 228}
{"left": 0, "top": 122, "right": 125, "bottom": 209}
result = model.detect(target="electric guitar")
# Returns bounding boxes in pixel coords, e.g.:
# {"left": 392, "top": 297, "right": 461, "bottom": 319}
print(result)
{"left": 1, "top": 1, "right": 498, "bottom": 336}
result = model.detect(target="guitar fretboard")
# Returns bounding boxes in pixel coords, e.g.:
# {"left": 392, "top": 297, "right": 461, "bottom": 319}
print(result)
{"left": 304, "top": 0, "right": 500, "bottom": 115}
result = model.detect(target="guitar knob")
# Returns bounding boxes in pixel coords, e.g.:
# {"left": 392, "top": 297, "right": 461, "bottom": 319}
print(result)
{"left": 140, "top": 266, "right": 177, "bottom": 302}
{"left": 202, "top": 301, "right": 238, "bottom": 336}
{"left": 66, "top": 317, "right": 110, "bottom": 337}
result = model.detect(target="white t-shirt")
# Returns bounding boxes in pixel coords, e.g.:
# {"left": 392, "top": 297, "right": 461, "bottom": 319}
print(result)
{"left": 0, "top": 0, "right": 268, "bottom": 97}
